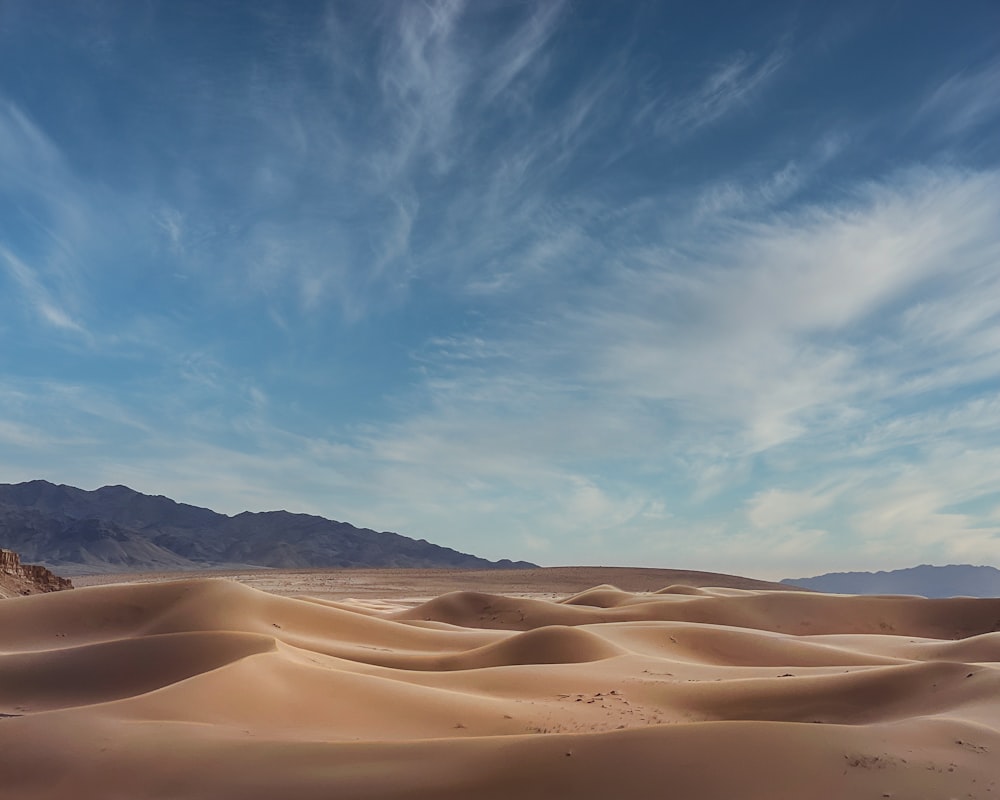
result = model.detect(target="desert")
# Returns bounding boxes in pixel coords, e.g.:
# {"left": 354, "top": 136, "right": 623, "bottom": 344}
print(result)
{"left": 4, "top": 2, "right": 1000, "bottom": 798}
{"left": 1, "top": 567, "right": 998, "bottom": 799}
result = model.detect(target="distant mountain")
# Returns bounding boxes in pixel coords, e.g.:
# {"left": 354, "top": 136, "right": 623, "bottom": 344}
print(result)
{"left": 782, "top": 564, "right": 1000, "bottom": 598}
{"left": 0, "top": 480, "right": 536, "bottom": 574}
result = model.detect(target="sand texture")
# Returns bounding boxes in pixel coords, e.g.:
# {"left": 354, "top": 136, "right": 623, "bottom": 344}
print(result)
{"left": 2, "top": 576, "right": 999, "bottom": 798}
{"left": 71, "top": 564, "right": 799, "bottom": 598}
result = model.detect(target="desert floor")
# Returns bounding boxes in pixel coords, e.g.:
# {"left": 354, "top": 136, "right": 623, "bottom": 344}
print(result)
{"left": 72, "top": 564, "right": 796, "bottom": 602}
{"left": 2, "top": 567, "right": 999, "bottom": 798}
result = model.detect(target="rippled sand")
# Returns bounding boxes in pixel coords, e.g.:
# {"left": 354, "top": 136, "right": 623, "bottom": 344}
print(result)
{"left": 2, "top": 573, "right": 998, "bottom": 798}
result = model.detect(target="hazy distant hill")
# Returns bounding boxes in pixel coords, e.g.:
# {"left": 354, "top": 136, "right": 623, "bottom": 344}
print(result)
{"left": 0, "top": 480, "right": 535, "bottom": 574}
{"left": 782, "top": 564, "right": 1000, "bottom": 598}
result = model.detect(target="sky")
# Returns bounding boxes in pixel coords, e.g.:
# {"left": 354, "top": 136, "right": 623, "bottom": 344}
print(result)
{"left": 1, "top": 1, "right": 999, "bottom": 578}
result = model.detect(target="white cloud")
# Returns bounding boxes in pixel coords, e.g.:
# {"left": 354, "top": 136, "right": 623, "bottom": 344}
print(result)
{"left": 746, "top": 487, "right": 836, "bottom": 529}
{"left": 482, "top": 1, "right": 565, "bottom": 103}
{"left": 373, "top": 0, "right": 469, "bottom": 180}
{"left": 655, "top": 47, "right": 787, "bottom": 140}
{"left": 0, "top": 419, "right": 87, "bottom": 449}
{"left": 0, "top": 245, "right": 86, "bottom": 334}
{"left": 0, "top": 99, "right": 61, "bottom": 176}
{"left": 2, "top": 6, "right": 998, "bottom": 575}
{"left": 155, "top": 207, "right": 185, "bottom": 254}
{"left": 566, "top": 167, "right": 1000, "bottom": 453}
{"left": 693, "top": 135, "right": 847, "bottom": 221}
{"left": 917, "top": 57, "right": 1000, "bottom": 138}
{"left": 326, "top": 164, "right": 1000, "bottom": 566}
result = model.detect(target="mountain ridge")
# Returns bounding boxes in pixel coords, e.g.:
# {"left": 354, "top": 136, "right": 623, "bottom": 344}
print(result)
{"left": 0, "top": 480, "right": 536, "bottom": 574}
{"left": 782, "top": 563, "right": 1000, "bottom": 598}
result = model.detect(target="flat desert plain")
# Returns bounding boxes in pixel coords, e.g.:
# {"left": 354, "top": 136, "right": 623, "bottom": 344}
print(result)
{"left": 2, "top": 567, "right": 999, "bottom": 799}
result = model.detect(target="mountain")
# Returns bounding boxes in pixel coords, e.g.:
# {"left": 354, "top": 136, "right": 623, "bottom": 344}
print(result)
{"left": 0, "top": 480, "right": 536, "bottom": 574}
{"left": 782, "top": 564, "right": 1000, "bottom": 598}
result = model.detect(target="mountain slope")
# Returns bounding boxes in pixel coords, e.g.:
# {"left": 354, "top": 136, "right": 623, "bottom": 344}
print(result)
{"left": 782, "top": 564, "right": 1000, "bottom": 598}
{"left": 0, "top": 480, "right": 535, "bottom": 574}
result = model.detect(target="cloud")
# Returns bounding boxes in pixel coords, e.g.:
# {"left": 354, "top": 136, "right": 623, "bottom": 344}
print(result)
{"left": 0, "top": 99, "right": 61, "bottom": 176}
{"left": 154, "top": 207, "right": 185, "bottom": 254}
{"left": 654, "top": 47, "right": 787, "bottom": 140}
{"left": 333, "top": 163, "right": 1000, "bottom": 568}
{"left": 917, "top": 57, "right": 1000, "bottom": 139}
{"left": 1, "top": 3, "right": 998, "bottom": 574}
{"left": 0, "top": 419, "right": 85, "bottom": 449}
{"left": 481, "top": 1, "right": 565, "bottom": 103}
{"left": 567, "top": 167, "right": 1000, "bottom": 451}
{"left": 0, "top": 245, "right": 86, "bottom": 334}
{"left": 846, "top": 448, "right": 1000, "bottom": 566}
{"left": 373, "top": 0, "right": 469, "bottom": 180}
{"left": 0, "top": 96, "right": 173, "bottom": 345}
{"left": 746, "top": 487, "right": 836, "bottom": 529}
{"left": 693, "top": 135, "right": 847, "bottom": 220}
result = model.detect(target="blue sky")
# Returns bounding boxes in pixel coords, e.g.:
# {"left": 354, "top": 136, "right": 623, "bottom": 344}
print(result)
{"left": 1, "top": 1, "right": 999, "bottom": 577}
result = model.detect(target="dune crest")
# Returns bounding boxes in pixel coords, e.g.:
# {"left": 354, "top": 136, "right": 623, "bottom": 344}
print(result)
{"left": 1, "top": 577, "right": 998, "bottom": 798}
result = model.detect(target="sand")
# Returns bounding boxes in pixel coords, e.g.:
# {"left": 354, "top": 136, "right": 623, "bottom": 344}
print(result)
{"left": 70, "top": 564, "right": 798, "bottom": 599}
{"left": 2, "top": 570, "right": 999, "bottom": 798}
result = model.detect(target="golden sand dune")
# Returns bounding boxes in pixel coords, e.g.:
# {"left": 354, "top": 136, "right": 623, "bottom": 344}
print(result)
{"left": 1, "top": 577, "right": 999, "bottom": 798}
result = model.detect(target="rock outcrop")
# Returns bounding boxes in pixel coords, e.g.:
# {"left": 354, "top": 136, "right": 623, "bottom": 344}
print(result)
{"left": 0, "top": 548, "right": 73, "bottom": 597}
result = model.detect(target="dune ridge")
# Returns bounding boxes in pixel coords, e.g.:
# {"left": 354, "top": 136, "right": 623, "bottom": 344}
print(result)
{"left": 1, "top": 577, "right": 998, "bottom": 798}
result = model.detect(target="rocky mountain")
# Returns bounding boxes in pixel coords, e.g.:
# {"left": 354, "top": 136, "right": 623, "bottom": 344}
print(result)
{"left": 0, "top": 548, "right": 73, "bottom": 597}
{"left": 782, "top": 564, "right": 1000, "bottom": 598}
{"left": 0, "top": 480, "right": 536, "bottom": 574}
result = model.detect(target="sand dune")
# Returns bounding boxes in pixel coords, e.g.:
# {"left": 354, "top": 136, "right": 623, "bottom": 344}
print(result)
{"left": 1, "top": 577, "right": 999, "bottom": 798}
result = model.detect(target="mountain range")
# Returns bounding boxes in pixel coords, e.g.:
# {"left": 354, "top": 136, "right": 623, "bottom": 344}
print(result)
{"left": 0, "top": 480, "right": 535, "bottom": 574}
{"left": 782, "top": 564, "right": 1000, "bottom": 598}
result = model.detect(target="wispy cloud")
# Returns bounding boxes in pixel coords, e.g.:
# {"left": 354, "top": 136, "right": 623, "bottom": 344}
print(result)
{"left": 373, "top": 0, "right": 469, "bottom": 180}
{"left": 917, "top": 57, "right": 1000, "bottom": 139}
{"left": 578, "top": 167, "right": 1000, "bottom": 445}
{"left": 1, "top": 2, "right": 998, "bottom": 574}
{"left": 481, "top": 1, "right": 566, "bottom": 103}
{"left": 693, "top": 134, "right": 847, "bottom": 220}
{"left": 746, "top": 487, "right": 838, "bottom": 530}
{"left": 654, "top": 47, "right": 787, "bottom": 140}
{"left": 154, "top": 207, "right": 185, "bottom": 255}
{"left": 342, "top": 164, "right": 1000, "bottom": 568}
{"left": 0, "top": 99, "right": 62, "bottom": 176}
{"left": 0, "top": 245, "right": 86, "bottom": 334}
